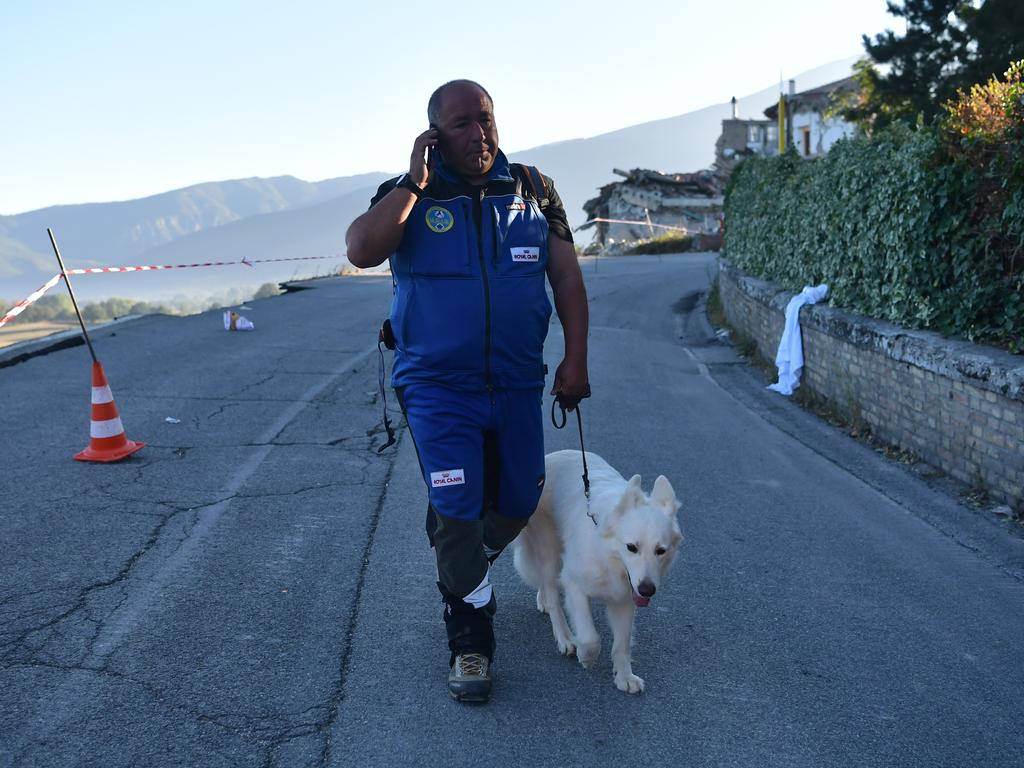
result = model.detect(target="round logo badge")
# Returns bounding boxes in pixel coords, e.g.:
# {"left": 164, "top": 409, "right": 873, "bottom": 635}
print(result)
{"left": 425, "top": 206, "right": 454, "bottom": 233}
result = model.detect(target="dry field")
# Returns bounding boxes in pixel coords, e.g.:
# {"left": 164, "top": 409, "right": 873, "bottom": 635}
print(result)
{"left": 0, "top": 321, "right": 78, "bottom": 349}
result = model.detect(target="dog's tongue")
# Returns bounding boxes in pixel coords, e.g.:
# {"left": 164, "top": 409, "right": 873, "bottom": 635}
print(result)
{"left": 632, "top": 591, "right": 650, "bottom": 608}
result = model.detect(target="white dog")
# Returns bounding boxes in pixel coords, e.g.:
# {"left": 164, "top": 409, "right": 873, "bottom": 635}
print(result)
{"left": 513, "top": 450, "right": 683, "bottom": 693}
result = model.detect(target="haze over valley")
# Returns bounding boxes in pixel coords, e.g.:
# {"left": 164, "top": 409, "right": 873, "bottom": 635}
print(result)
{"left": 1, "top": 58, "right": 854, "bottom": 308}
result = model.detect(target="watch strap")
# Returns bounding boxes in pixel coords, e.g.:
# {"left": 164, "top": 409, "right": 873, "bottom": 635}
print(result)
{"left": 396, "top": 174, "right": 424, "bottom": 198}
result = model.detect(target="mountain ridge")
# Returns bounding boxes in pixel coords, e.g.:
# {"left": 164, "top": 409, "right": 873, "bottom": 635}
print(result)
{"left": 1, "top": 57, "right": 856, "bottom": 305}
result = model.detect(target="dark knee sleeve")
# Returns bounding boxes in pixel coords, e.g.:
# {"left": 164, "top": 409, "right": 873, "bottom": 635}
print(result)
{"left": 432, "top": 512, "right": 487, "bottom": 599}
{"left": 483, "top": 509, "right": 530, "bottom": 552}
{"left": 434, "top": 515, "right": 496, "bottom": 663}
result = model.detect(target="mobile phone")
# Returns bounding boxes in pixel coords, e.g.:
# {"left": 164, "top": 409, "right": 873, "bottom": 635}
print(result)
{"left": 427, "top": 123, "right": 439, "bottom": 168}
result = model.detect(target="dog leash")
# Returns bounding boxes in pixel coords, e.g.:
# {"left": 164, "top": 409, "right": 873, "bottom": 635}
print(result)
{"left": 551, "top": 386, "right": 596, "bottom": 526}
{"left": 375, "top": 322, "right": 397, "bottom": 453}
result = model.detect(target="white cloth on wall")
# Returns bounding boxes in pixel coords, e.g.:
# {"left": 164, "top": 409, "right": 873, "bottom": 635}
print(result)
{"left": 767, "top": 283, "right": 829, "bottom": 396}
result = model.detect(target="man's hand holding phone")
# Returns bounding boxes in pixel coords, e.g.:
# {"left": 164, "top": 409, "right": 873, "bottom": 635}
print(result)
{"left": 409, "top": 127, "right": 439, "bottom": 188}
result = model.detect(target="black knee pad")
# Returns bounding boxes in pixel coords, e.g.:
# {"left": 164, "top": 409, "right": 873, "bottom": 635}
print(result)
{"left": 432, "top": 512, "right": 488, "bottom": 599}
{"left": 482, "top": 509, "right": 530, "bottom": 553}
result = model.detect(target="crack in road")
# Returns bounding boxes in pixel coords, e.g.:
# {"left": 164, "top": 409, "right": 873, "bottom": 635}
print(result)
{"left": 6, "top": 347, "right": 378, "bottom": 754}
{"left": 0, "top": 503, "right": 194, "bottom": 667}
{"left": 235, "top": 369, "right": 282, "bottom": 397}
{"left": 5, "top": 660, "right": 331, "bottom": 756}
{"left": 316, "top": 429, "right": 403, "bottom": 768}
{"left": 207, "top": 402, "right": 242, "bottom": 421}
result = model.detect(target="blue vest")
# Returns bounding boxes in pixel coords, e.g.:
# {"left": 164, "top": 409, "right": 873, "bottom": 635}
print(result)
{"left": 389, "top": 152, "right": 552, "bottom": 391}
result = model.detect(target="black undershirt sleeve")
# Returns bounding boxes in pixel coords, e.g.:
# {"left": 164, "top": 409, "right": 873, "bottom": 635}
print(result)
{"left": 368, "top": 178, "right": 400, "bottom": 209}
{"left": 540, "top": 175, "right": 574, "bottom": 244}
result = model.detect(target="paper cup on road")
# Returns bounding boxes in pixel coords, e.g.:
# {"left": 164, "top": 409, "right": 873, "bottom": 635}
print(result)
{"left": 223, "top": 310, "right": 255, "bottom": 331}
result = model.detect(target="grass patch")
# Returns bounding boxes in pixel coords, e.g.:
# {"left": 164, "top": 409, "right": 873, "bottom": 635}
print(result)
{"left": 627, "top": 233, "right": 693, "bottom": 255}
{"left": 793, "top": 387, "right": 874, "bottom": 441}
{"left": 705, "top": 274, "right": 773, "bottom": 376}
{"left": 706, "top": 276, "right": 727, "bottom": 329}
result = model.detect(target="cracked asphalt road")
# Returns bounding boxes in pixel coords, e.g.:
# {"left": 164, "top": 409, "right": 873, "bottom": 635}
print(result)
{"left": 2, "top": 255, "right": 1024, "bottom": 767}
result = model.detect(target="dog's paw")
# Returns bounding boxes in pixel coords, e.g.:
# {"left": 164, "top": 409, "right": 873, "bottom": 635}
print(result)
{"left": 576, "top": 640, "right": 600, "bottom": 668}
{"left": 535, "top": 591, "right": 546, "bottom": 613}
{"left": 614, "top": 671, "right": 645, "bottom": 694}
{"left": 556, "top": 637, "right": 576, "bottom": 657}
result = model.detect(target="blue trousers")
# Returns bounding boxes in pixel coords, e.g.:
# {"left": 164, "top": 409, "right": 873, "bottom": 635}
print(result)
{"left": 397, "top": 383, "right": 546, "bottom": 662}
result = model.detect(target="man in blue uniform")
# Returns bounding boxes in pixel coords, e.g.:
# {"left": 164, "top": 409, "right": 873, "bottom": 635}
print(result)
{"left": 346, "top": 79, "right": 589, "bottom": 702}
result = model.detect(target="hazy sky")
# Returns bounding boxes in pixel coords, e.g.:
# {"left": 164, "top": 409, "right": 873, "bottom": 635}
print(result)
{"left": 1, "top": 0, "right": 901, "bottom": 214}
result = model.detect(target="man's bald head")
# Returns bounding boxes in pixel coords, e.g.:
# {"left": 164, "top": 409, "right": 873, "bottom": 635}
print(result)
{"left": 427, "top": 80, "right": 493, "bottom": 126}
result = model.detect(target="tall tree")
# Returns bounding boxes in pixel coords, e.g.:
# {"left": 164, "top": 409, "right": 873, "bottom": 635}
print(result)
{"left": 849, "top": 0, "right": 970, "bottom": 130}
{"left": 960, "top": 0, "right": 1024, "bottom": 85}
{"left": 843, "top": 0, "right": 1024, "bottom": 131}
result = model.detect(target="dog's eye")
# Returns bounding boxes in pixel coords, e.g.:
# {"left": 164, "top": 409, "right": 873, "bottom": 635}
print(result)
{"left": 655, "top": 547, "right": 667, "bottom": 556}
{"left": 625, "top": 543, "right": 638, "bottom": 554}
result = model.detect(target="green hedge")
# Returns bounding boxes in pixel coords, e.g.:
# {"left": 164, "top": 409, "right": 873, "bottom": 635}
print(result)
{"left": 723, "top": 126, "right": 1024, "bottom": 351}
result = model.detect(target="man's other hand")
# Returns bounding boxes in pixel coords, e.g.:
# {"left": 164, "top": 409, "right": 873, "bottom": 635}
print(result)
{"left": 551, "top": 357, "right": 589, "bottom": 408}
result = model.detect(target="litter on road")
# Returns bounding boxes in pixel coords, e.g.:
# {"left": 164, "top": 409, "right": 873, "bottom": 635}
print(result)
{"left": 223, "top": 311, "right": 255, "bottom": 331}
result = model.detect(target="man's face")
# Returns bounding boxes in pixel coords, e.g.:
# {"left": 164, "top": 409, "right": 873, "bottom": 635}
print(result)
{"left": 435, "top": 84, "right": 499, "bottom": 183}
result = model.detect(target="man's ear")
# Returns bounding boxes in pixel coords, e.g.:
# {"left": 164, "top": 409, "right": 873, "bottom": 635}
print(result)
{"left": 650, "top": 475, "right": 681, "bottom": 516}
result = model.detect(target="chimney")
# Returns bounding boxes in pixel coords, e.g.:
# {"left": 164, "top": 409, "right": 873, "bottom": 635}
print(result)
{"left": 788, "top": 79, "right": 796, "bottom": 98}
{"left": 731, "top": 96, "right": 738, "bottom": 119}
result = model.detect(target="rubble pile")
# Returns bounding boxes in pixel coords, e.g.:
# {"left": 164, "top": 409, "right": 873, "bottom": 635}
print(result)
{"left": 581, "top": 167, "right": 724, "bottom": 252}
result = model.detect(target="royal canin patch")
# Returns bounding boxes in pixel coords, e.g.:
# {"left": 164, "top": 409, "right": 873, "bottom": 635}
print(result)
{"left": 511, "top": 247, "right": 540, "bottom": 263}
{"left": 430, "top": 469, "right": 466, "bottom": 488}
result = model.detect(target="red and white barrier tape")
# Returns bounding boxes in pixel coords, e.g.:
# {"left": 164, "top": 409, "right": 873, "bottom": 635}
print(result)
{"left": 578, "top": 217, "right": 689, "bottom": 233}
{"left": 0, "top": 273, "right": 63, "bottom": 328}
{"left": 63, "top": 253, "right": 340, "bottom": 276}
{"left": 0, "top": 253, "right": 344, "bottom": 329}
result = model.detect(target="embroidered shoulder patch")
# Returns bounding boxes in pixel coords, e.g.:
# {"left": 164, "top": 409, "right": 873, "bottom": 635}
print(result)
{"left": 425, "top": 206, "right": 454, "bottom": 233}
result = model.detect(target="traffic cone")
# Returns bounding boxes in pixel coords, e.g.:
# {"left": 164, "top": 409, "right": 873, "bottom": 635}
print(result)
{"left": 74, "top": 361, "right": 144, "bottom": 462}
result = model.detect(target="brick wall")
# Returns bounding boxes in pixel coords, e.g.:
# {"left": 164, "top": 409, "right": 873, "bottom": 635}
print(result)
{"left": 719, "top": 260, "right": 1024, "bottom": 510}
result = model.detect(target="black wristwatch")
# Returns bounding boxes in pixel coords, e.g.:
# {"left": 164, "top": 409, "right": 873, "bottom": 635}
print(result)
{"left": 396, "top": 174, "right": 424, "bottom": 198}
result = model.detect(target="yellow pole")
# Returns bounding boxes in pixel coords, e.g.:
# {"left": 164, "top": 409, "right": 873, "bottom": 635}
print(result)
{"left": 778, "top": 93, "right": 786, "bottom": 153}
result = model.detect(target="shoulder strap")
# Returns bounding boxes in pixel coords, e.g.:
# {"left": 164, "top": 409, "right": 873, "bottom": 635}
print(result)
{"left": 511, "top": 163, "right": 549, "bottom": 209}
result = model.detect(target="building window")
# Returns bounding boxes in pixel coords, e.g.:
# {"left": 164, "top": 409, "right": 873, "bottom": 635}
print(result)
{"left": 747, "top": 126, "right": 763, "bottom": 144}
{"left": 767, "top": 126, "right": 778, "bottom": 142}
{"left": 801, "top": 127, "right": 811, "bottom": 156}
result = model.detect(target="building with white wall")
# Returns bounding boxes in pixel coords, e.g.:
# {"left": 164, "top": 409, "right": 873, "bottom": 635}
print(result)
{"left": 764, "top": 77, "right": 858, "bottom": 158}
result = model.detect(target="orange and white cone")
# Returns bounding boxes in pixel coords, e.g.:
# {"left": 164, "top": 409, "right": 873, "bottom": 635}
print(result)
{"left": 74, "top": 361, "right": 144, "bottom": 462}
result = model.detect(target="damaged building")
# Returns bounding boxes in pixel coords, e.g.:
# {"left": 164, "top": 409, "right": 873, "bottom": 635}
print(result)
{"left": 581, "top": 77, "right": 857, "bottom": 252}
{"left": 581, "top": 167, "right": 723, "bottom": 251}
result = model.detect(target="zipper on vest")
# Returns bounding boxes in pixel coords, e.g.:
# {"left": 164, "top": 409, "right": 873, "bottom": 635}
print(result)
{"left": 492, "top": 203, "right": 501, "bottom": 267}
{"left": 473, "top": 188, "right": 493, "bottom": 391}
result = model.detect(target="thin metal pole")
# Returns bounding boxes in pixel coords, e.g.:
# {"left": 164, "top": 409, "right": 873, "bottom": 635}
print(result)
{"left": 47, "top": 227, "right": 97, "bottom": 363}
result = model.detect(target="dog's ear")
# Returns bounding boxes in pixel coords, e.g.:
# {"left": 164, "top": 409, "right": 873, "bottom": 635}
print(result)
{"left": 604, "top": 475, "right": 644, "bottom": 533}
{"left": 619, "top": 475, "right": 644, "bottom": 510}
{"left": 650, "top": 475, "right": 681, "bottom": 516}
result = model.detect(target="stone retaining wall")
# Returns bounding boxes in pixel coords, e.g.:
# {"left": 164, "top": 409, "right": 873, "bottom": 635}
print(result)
{"left": 718, "top": 260, "right": 1024, "bottom": 510}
